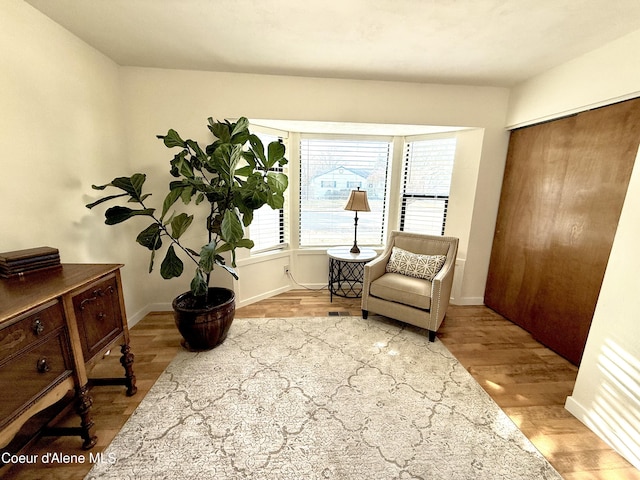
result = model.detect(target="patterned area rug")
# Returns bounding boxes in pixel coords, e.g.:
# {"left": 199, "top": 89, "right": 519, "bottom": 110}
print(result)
{"left": 86, "top": 316, "right": 562, "bottom": 479}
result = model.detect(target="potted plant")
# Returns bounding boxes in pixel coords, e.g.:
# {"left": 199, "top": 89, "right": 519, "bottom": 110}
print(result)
{"left": 86, "top": 117, "right": 288, "bottom": 350}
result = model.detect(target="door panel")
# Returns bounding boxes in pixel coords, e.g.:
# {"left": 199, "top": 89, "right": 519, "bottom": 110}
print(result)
{"left": 485, "top": 98, "right": 640, "bottom": 365}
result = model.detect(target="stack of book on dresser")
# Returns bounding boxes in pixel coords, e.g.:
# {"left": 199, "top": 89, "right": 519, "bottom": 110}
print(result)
{"left": 0, "top": 246, "right": 61, "bottom": 278}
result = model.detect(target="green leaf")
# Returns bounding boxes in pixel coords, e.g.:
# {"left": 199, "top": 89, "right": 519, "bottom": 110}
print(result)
{"left": 235, "top": 164, "right": 254, "bottom": 177}
{"left": 212, "top": 144, "right": 242, "bottom": 184}
{"left": 85, "top": 193, "right": 128, "bottom": 209}
{"left": 208, "top": 118, "right": 231, "bottom": 143}
{"left": 266, "top": 141, "right": 286, "bottom": 169}
{"left": 159, "top": 129, "right": 186, "bottom": 148}
{"left": 267, "top": 192, "right": 285, "bottom": 209}
{"left": 169, "top": 151, "right": 194, "bottom": 178}
{"left": 241, "top": 184, "right": 268, "bottom": 210}
{"left": 136, "top": 223, "right": 162, "bottom": 250}
{"left": 199, "top": 242, "right": 217, "bottom": 273}
{"left": 215, "top": 242, "right": 232, "bottom": 254}
{"left": 231, "top": 117, "right": 249, "bottom": 138}
{"left": 180, "top": 186, "right": 193, "bottom": 204}
{"left": 236, "top": 238, "right": 254, "bottom": 249}
{"left": 161, "top": 188, "right": 182, "bottom": 220}
{"left": 241, "top": 209, "right": 253, "bottom": 227}
{"left": 248, "top": 134, "right": 266, "bottom": 164}
{"left": 190, "top": 269, "right": 208, "bottom": 297}
{"left": 186, "top": 140, "right": 207, "bottom": 167}
{"left": 170, "top": 213, "right": 193, "bottom": 239}
{"left": 267, "top": 172, "right": 288, "bottom": 193}
{"left": 104, "top": 206, "right": 155, "bottom": 225}
{"left": 160, "top": 246, "right": 183, "bottom": 279}
{"left": 107, "top": 174, "right": 147, "bottom": 202}
{"left": 221, "top": 209, "right": 244, "bottom": 243}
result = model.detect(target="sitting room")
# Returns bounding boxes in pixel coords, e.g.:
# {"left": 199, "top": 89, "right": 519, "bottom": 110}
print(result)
{"left": 1, "top": 1, "right": 640, "bottom": 478}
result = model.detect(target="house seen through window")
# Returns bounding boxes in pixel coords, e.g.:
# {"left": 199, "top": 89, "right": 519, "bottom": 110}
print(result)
{"left": 299, "top": 137, "right": 391, "bottom": 247}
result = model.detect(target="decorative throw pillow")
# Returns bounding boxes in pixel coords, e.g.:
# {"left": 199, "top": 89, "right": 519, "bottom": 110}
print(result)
{"left": 385, "top": 247, "right": 447, "bottom": 281}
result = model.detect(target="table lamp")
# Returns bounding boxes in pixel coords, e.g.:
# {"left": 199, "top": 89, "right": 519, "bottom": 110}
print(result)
{"left": 344, "top": 187, "right": 371, "bottom": 253}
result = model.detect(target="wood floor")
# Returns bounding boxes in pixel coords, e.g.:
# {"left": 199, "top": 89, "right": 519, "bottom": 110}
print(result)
{"left": 2, "top": 290, "right": 639, "bottom": 479}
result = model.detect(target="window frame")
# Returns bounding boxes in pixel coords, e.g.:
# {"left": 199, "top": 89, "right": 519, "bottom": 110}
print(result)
{"left": 298, "top": 133, "right": 393, "bottom": 249}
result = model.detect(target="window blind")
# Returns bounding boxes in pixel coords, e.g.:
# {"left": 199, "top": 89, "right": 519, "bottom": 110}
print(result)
{"left": 400, "top": 137, "right": 457, "bottom": 235}
{"left": 299, "top": 137, "right": 391, "bottom": 247}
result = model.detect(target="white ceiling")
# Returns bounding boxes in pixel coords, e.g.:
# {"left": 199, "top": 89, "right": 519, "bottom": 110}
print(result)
{"left": 24, "top": 0, "right": 640, "bottom": 88}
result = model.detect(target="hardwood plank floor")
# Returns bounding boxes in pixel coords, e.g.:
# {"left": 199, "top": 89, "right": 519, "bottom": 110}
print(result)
{"left": 2, "top": 290, "right": 638, "bottom": 479}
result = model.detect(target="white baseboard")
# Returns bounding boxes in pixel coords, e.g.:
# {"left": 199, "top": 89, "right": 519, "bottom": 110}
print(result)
{"left": 451, "top": 296, "right": 484, "bottom": 306}
{"left": 127, "top": 302, "right": 172, "bottom": 328}
{"left": 126, "top": 287, "right": 295, "bottom": 327}
{"left": 237, "top": 285, "right": 293, "bottom": 308}
{"left": 129, "top": 291, "right": 484, "bottom": 326}
{"left": 564, "top": 395, "right": 585, "bottom": 422}
{"left": 565, "top": 396, "right": 640, "bottom": 470}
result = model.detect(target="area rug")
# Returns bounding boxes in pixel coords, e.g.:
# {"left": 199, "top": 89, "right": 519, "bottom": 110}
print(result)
{"left": 85, "top": 316, "right": 562, "bottom": 479}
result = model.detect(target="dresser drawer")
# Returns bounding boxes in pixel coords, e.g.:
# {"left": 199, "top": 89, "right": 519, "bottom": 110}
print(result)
{"left": 72, "top": 275, "right": 123, "bottom": 362}
{"left": 0, "top": 301, "right": 64, "bottom": 364}
{"left": 0, "top": 331, "right": 72, "bottom": 428}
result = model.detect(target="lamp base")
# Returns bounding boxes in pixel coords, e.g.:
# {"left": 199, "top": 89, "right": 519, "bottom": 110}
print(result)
{"left": 350, "top": 244, "right": 360, "bottom": 254}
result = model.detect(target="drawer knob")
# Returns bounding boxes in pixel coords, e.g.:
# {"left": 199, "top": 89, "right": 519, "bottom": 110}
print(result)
{"left": 33, "top": 318, "right": 45, "bottom": 336}
{"left": 97, "top": 312, "right": 106, "bottom": 321}
{"left": 36, "top": 357, "right": 51, "bottom": 373}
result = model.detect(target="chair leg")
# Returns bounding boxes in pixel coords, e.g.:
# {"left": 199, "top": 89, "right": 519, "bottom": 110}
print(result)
{"left": 428, "top": 330, "right": 436, "bottom": 342}
{"left": 362, "top": 309, "right": 368, "bottom": 319}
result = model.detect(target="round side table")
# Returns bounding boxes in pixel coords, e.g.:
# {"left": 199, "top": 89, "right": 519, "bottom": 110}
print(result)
{"left": 327, "top": 247, "right": 377, "bottom": 301}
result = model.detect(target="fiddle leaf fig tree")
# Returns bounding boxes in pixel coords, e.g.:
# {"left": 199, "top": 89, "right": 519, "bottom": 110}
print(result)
{"left": 86, "top": 117, "right": 288, "bottom": 302}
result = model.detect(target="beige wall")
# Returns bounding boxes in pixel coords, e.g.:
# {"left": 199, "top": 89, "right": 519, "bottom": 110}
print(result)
{"left": 505, "top": 27, "right": 640, "bottom": 469}
{"left": 0, "top": 1, "right": 147, "bottom": 318}
{"left": 564, "top": 147, "right": 640, "bottom": 469}
{"left": 3, "top": 0, "right": 511, "bottom": 321}
{"left": 507, "top": 29, "right": 640, "bottom": 128}
{"left": 119, "top": 67, "right": 510, "bottom": 309}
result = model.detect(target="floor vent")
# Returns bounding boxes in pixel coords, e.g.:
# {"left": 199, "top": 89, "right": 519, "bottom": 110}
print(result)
{"left": 328, "top": 311, "right": 351, "bottom": 316}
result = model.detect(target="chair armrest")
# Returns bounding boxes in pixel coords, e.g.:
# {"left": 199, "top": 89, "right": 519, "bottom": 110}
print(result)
{"left": 430, "top": 255, "right": 456, "bottom": 326}
{"left": 362, "top": 251, "right": 391, "bottom": 301}
{"left": 364, "top": 254, "right": 388, "bottom": 282}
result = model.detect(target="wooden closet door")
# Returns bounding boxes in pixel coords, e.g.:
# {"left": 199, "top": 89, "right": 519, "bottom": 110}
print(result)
{"left": 485, "top": 98, "right": 640, "bottom": 365}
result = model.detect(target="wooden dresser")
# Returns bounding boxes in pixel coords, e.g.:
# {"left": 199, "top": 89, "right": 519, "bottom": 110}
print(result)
{"left": 0, "top": 264, "right": 136, "bottom": 450}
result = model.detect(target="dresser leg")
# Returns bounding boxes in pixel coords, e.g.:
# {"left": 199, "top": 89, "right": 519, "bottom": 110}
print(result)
{"left": 75, "top": 384, "right": 97, "bottom": 450}
{"left": 120, "top": 343, "right": 137, "bottom": 396}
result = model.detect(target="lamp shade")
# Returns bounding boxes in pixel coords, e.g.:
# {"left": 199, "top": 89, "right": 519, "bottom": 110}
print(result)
{"left": 344, "top": 188, "right": 371, "bottom": 212}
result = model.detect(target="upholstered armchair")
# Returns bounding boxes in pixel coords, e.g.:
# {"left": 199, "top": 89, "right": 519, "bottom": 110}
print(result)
{"left": 362, "top": 231, "right": 459, "bottom": 341}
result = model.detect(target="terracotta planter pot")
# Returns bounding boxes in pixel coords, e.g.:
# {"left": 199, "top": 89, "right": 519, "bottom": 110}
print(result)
{"left": 172, "top": 287, "right": 235, "bottom": 351}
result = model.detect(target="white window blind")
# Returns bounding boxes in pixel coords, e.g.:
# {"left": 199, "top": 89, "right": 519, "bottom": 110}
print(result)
{"left": 299, "top": 137, "right": 391, "bottom": 247}
{"left": 250, "top": 132, "right": 287, "bottom": 253}
{"left": 400, "top": 137, "right": 457, "bottom": 235}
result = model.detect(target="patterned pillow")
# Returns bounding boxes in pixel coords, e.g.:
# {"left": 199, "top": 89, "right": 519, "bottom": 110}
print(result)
{"left": 385, "top": 247, "right": 447, "bottom": 281}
